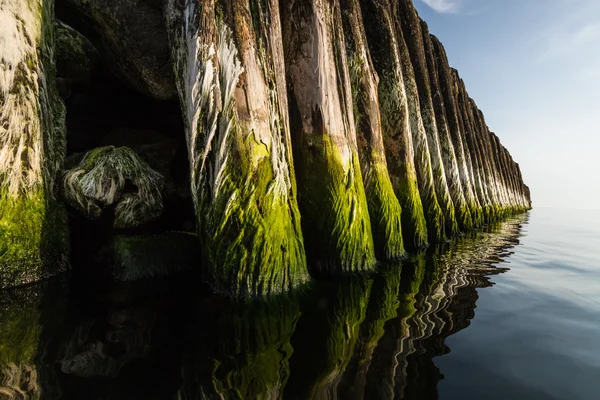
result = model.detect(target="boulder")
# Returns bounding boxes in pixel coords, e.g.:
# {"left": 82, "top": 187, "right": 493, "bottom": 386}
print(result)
{"left": 61, "top": 146, "right": 164, "bottom": 228}
{"left": 101, "top": 232, "right": 201, "bottom": 281}
{"left": 60, "top": 0, "right": 176, "bottom": 100}
{"left": 99, "top": 128, "right": 178, "bottom": 175}
{"left": 56, "top": 21, "right": 99, "bottom": 89}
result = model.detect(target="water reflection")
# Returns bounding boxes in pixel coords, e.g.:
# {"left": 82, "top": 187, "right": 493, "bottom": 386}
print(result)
{"left": 179, "top": 294, "right": 301, "bottom": 399}
{"left": 0, "top": 280, "right": 67, "bottom": 399}
{"left": 0, "top": 214, "right": 527, "bottom": 399}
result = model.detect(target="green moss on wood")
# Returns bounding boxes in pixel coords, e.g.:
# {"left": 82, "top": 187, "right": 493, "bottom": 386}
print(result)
{"left": 363, "top": 161, "right": 406, "bottom": 259}
{"left": 198, "top": 134, "right": 310, "bottom": 298}
{"left": 0, "top": 0, "right": 69, "bottom": 288}
{"left": 392, "top": 161, "right": 429, "bottom": 249}
{"left": 0, "top": 191, "right": 68, "bottom": 289}
{"left": 294, "top": 134, "right": 376, "bottom": 274}
{"left": 342, "top": 1, "right": 406, "bottom": 260}
{"left": 166, "top": 2, "right": 309, "bottom": 299}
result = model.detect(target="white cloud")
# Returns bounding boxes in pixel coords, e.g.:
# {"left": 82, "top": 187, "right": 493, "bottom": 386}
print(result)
{"left": 537, "top": 22, "right": 600, "bottom": 61}
{"left": 421, "top": 0, "right": 462, "bottom": 13}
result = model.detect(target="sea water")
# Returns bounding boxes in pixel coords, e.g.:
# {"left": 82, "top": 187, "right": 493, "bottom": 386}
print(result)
{"left": 0, "top": 207, "right": 598, "bottom": 399}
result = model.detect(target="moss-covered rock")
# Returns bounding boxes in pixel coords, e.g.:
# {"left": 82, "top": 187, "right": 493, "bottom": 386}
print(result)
{"left": 100, "top": 232, "right": 201, "bottom": 281}
{"left": 55, "top": 20, "right": 98, "bottom": 86}
{"left": 0, "top": 0, "right": 69, "bottom": 289}
{"left": 61, "top": 146, "right": 164, "bottom": 228}
{"left": 61, "top": 0, "right": 176, "bottom": 100}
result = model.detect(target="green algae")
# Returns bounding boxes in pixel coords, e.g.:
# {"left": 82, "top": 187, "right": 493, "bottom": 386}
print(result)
{"left": 293, "top": 134, "right": 376, "bottom": 274}
{"left": 363, "top": 161, "right": 406, "bottom": 259}
{"left": 376, "top": 67, "right": 428, "bottom": 249}
{"left": 280, "top": 0, "right": 377, "bottom": 273}
{"left": 0, "top": 191, "right": 68, "bottom": 289}
{"left": 0, "top": 0, "right": 68, "bottom": 288}
{"left": 166, "top": 1, "right": 309, "bottom": 298}
{"left": 198, "top": 136, "right": 310, "bottom": 298}
{"left": 359, "top": 0, "right": 429, "bottom": 249}
{"left": 342, "top": 1, "right": 406, "bottom": 260}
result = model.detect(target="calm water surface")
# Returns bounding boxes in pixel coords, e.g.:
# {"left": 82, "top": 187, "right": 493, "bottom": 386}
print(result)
{"left": 0, "top": 207, "right": 599, "bottom": 399}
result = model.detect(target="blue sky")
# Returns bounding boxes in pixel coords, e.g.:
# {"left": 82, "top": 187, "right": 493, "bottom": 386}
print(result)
{"left": 414, "top": 0, "right": 600, "bottom": 210}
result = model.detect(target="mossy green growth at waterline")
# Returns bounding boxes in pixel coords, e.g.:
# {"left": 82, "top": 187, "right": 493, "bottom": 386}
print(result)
{"left": 197, "top": 124, "right": 309, "bottom": 299}
{"left": 376, "top": 70, "right": 429, "bottom": 249}
{"left": 0, "top": 192, "right": 69, "bottom": 289}
{"left": 364, "top": 160, "right": 406, "bottom": 260}
{"left": 293, "top": 134, "right": 376, "bottom": 274}
{"left": 347, "top": 59, "right": 406, "bottom": 260}
{"left": 454, "top": 201, "right": 474, "bottom": 231}
{"left": 469, "top": 203, "right": 485, "bottom": 228}
{"left": 419, "top": 182, "right": 447, "bottom": 244}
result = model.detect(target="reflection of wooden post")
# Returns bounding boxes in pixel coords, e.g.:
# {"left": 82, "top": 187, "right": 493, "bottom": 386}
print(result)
{"left": 281, "top": 0, "right": 376, "bottom": 273}
{"left": 0, "top": 282, "right": 66, "bottom": 399}
{"left": 164, "top": 0, "right": 309, "bottom": 297}
{"left": 338, "top": 264, "right": 402, "bottom": 399}
{"left": 180, "top": 297, "right": 301, "bottom": 399}
{"left": 0, "top": 0, "right": 69, "bottom": 288}
{"left": 285, "top": 278, "right": 373, "bottom": 398}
